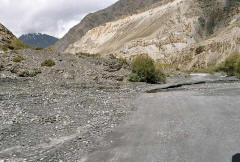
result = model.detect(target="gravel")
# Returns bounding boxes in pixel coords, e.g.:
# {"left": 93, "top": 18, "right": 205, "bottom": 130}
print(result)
{"left": 0, "top": 49, "right": 150, "bottom": 161}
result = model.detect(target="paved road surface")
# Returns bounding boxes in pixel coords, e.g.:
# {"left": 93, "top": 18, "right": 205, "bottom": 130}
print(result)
{"left": 83, "top": 75, "right": 240, "bottom": 162}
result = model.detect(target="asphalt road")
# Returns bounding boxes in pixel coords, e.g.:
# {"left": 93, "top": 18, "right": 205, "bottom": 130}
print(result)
{"left": 83, "top": 75, "right": 240, "bottom": 162}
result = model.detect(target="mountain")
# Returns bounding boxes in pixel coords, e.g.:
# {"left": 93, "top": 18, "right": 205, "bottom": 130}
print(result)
{"left": 65, "top": 0, "right": 240, "bottom": 70}
{"left": 0, "top": 23, "right": 17, "bottom": 47}
{"left": 19, "top": 33, "right": 58, "bottom": 48}
{"left": 53, "top": 0, "right": 163, "bottom": 52}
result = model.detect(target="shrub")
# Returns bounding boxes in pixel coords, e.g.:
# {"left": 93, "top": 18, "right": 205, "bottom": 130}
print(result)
{"left": 46, "top": 47, "right": 55, "bottom": 52}
{"left": 1, "top": 39, "right": 29, "bottom": 51}
{"left": 9, "top": 39, "right": 28, "bottom": 50}
{"left": 12, "top": 55, "right": 24, "bottom": 62}
{"left": 217, "top": 52, "right": 240, "bottom": 77}
{"left": 0, "top": 40, "right": 44, "bottom": 51}
{"left": 41, "top": 59, "right": 56, "bottom": 67}
{"left": 118, "top": 57, "right": 129, "bottom": 65}
{"left": 128, "top": 73, "right": 140, "bottom": 82}
{"left": 128, "top": 55, "right": 166, "bottom": 84}
{"left": 33, "top": 47, "right": 43, "bottom": 50}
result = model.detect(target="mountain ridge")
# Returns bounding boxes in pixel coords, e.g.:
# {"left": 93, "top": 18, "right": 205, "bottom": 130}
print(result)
{"left": 53, "top": 0, "right": 164, "bottom": 52}
{"left": 19, "top": 33, "right": 58, "bottom": 48}
{"left": 65, "top": 0, "right": 240, "bottom": 70}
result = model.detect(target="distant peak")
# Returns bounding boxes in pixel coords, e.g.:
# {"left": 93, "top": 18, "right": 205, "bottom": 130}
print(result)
{"left": 19, "top": 32, "right": 59, "bottom": 48}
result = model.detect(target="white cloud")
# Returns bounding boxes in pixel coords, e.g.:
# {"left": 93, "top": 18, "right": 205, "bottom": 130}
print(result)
{"left": 0, "top": 0, "right": 118, "bottom": 38}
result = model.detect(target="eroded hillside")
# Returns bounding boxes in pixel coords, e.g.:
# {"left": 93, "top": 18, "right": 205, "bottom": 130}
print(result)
{"left": 65, "top": 0, "right": 240, "bottom": 70}
{"left": 53, "top": 0, "right": 163, "bottom": 52}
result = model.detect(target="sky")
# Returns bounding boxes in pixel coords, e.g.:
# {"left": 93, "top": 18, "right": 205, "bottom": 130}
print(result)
{"left": 0, "top": 0, "right": 118, "bottom": 38}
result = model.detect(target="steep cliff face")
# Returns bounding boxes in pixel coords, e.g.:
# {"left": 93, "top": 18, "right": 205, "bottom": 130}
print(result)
{"left": 0, "top": 23, "right": 17, "bottom": 46}
{"left": 65, "top": 0, "right": 240, "bottom": 69}
{"left": 53, "top": 0, "right": 163, "bottom": 52}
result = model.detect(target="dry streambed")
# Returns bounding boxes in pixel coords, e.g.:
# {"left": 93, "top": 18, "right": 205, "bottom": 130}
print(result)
{"left": 0, "top": 50, "right": 149, "bottom": 161}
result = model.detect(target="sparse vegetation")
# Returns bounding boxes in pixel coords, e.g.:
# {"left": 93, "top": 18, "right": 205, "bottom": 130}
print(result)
{"left": 1, "top": 39, "right": 28, "bottom": 51}
{"left": 34, "top": 47, "right": 44, "bottom": 50}
{"left": 12, "top": 55, "right": 24, "bottom": 62}
{"left": 76, "top": 52, "right": 101, "bottom": 57}
{"left": 155, "top": 61, "right": 180, "bottom": 71}
{"left": 46, "top": 47, "right": 55, "bottom": 52}
{"left": 195, "top": 46, "right": 205, "bottom": 54}
{"left": 185, "top": 52, "right": 240, "bottom": 78}
{"left": 118, "top": 56, "right": 129, "bottom": 65}
{"left": 189, "top": 66, "right": 217, "bottom": 74}
{"left": 0, "top": 40, "right": 44, "bottom": 51}
{"left": 128, "top": 73, "right": 141, "bottom": 82}
{"left": 13, "top": 50, "right": 19, "bottom": 54}
{"left": 128, "top": 55, "right": 166, "bottom": 84}
{"left": 216, "top": 52, "right": 240, "bottom": 77}
{"left": 7, "top": 39, "right": 28, "bottom": 50}
{"left": 0, "top": 44, "right": 9, "bottom": 51}
{"left": 41, "top": 59, "right": 56, "bottom": 67}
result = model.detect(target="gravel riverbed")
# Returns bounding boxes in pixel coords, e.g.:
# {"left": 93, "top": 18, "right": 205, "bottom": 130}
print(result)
{"left": 0, "top": 50, "right": 150, "bottom": 161}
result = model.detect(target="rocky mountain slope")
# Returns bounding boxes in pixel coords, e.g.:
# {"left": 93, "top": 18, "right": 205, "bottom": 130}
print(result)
{"left": 0, "top": 23, "right": 17, "bottom": 47}
{"left": 19, "top": 33, "right": 58, "bottom": 48}
{"left": 53, "top": 0, "right": 163, "bottom": 52}
{"left": 65, "top": 0, "right": 240, "bottom": 70}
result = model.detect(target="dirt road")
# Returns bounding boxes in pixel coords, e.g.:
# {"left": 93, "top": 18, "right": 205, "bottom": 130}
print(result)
{"left": 84, "top": 75, "right": 240, "bottom": 162}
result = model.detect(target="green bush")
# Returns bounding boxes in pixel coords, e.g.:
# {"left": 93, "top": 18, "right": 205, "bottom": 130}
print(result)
{"left": 12, "top": 55, "right": 24, "bottom": 62}
{"left": 128, "top": 73, "right": 141, "bottom": 82}
{"left": 41, "top": 59, "right": 56, "bottom": 67}
{"left": 128, "top": 55, "right": 166, "bottom": 84}
{"left": 217, "top": 52, "right": 240, "bottom": 77}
